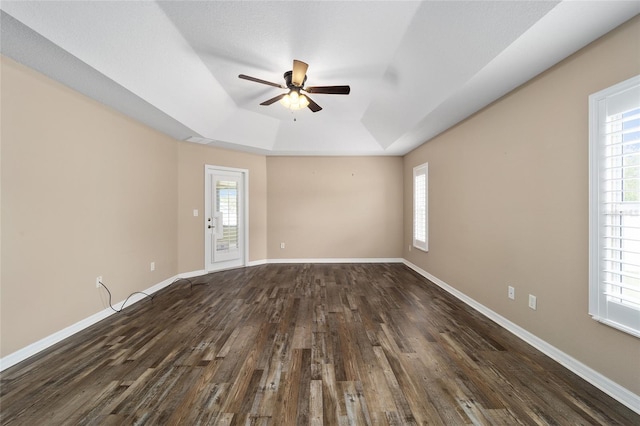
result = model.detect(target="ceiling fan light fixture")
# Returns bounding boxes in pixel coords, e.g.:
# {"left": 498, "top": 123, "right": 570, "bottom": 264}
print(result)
{"left": 280, "top": 91, "right": 309, "bottom": 111}
{"left": 280, "top": 93, "right": 291, "bottom": 108}
{"left": 299, "top": 95, "right": 309, "bottom": 109}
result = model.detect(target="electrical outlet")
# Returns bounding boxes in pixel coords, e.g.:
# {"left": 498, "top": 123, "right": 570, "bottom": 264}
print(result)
{"left": 508, "top": 286, "right": 515, "bottom": 300}
{"left": 280, "top": 242, "right": 285, "bottom": 249}
{"left": 528, "top": 294, "right": 537, "bottom": 310}
{"left": 96, "top": 276, "right": 102, "bottom": 288}
{"left": 150, "top": 262, "right": 155, "bottom": 271}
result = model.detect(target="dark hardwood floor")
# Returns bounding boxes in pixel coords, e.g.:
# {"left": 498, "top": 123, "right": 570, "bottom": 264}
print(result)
{"left": 1, "top": 263, "right": 637, "bottom": 425}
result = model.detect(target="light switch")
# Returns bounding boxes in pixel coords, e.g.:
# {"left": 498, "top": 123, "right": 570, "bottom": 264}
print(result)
{"left": 193, "top": 209, "right": 199, "bottom": 217}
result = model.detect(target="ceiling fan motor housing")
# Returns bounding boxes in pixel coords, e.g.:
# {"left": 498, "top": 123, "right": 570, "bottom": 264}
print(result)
{"left": 283, "top": 70, "right": 307, "bottom": 90}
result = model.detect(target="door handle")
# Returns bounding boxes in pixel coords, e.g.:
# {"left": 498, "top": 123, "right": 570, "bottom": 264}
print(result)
{"left": 208, "top": 225, "right": 215, "bottom": 229}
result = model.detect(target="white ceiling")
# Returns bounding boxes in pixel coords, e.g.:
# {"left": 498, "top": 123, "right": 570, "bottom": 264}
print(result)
{"left": 1, "top": 1, "right": 638, "bottom": 156}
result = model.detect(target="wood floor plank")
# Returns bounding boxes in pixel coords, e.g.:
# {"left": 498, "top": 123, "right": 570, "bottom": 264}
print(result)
{"left": 321, "top": 363, "right": 341, "bottom": 425}
{"left": 196, "top": 381, "right": 230, "bottom": 424}
{"left": 310, "top": 379, "right": 324, "bottom": 426}
{"left": 371, "top": 345, "right": 418, "bottom": 425}
{"left": 340, "top": 381, "right": 373, "bottom": 426}
{"left": 254, "top": 333, "right": 286, "bottom": 417}
{"left": 273, "top": 346, "right": 302, "bottom": 425}
{"left": 1, "top": 264, "right": 637, "bottom": 425}
{"left": 295, "top": 349, "right": 313, "bottom": 425}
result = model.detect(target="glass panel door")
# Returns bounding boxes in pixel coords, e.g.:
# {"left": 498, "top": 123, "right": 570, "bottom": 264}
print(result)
{"left": 215, "top": 178, "right": 239, "bottom": 259}
{"left": 205, "top": 167, "right": 245, "bottom": 271}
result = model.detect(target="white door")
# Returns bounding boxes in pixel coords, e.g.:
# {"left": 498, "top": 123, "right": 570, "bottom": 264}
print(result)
{"left": 205, "top": 166, "right": 247, "bottom": 271}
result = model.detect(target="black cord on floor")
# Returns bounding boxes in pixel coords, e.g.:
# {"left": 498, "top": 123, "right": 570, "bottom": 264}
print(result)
{"left": 189, "top": 280, "right": 210, "bottom": 290}
{"left": 98, "top": 281, "right": 154, "bottom": 313}
{"left": 171, "top": 276, "right": 209, "bottom": 291}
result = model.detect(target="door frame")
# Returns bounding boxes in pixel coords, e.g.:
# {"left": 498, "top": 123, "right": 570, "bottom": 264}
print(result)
{"left": 204, "top": 164, "right": 249, "bottom": 272}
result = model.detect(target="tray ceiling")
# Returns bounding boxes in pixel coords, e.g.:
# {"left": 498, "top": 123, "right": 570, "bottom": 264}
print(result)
{"left": 1, "top": 1, "right": 638, "bottom": 155}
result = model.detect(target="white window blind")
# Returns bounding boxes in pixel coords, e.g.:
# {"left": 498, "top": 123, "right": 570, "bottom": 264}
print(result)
{"left": 589, "top": 75, "right": 640, "bottom": 338}
{"left": 413, "top": 163, "right": 428, "bottom": 252}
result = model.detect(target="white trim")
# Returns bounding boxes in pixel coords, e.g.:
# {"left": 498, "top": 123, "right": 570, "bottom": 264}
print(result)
{"left": 0, "top": 269, "right": 204, "bottom": 372}
{"left": 240, "top": 259, "right": 405, "bottom": 266}
{"left": 267, "top": 258, "right": 404, "bottom": 264}
{"left": 179, "top": 269, "right": 207, "bottom": 279}
{"left": 402, "top": 260, "right": 640, "bottom": 415}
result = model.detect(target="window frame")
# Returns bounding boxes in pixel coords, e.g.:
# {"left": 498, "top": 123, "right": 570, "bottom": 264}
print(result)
{"left": 413, "top": 163, "right": 428, "bottom": 252}
{"left": 588, "top": 74, "right": 640, "bottom": 338}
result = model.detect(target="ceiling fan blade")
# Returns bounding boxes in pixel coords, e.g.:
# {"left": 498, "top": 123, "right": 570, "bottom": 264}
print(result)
{"left": 292, "top": 60, "right": 308, "bottom": 87}
{"left": 306, "top": 95, "right": 322, "bottom": 112}
{"left": 260, "top": 93, "right": 287, "bottom": 106}
{"left": 239, "top": 74, "right": 285, "bottom": 89}
{"left": 305, "top": 85, "right": 351, "bottom": 95}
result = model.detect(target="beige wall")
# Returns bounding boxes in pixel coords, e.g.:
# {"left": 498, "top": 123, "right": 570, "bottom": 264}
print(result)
{"left": 1, "top": 56, "right": 179, "bottom": 357}
{"left": 177, "top": 143, "right": 268, "bottom": 272}
{"left": 267, "top": 156, "right": 403, "bottom": 259}
{"left": 404, "top": 16, "right": 640, "bottom": 394}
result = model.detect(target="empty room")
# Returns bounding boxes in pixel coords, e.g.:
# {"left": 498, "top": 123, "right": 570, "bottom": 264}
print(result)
{"left": 1, "top": 1, "right": 639, "bottom": 424}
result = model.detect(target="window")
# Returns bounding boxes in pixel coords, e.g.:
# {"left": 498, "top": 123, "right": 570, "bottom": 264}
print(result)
{"left": 589, "top": 75, "right": 640, "bottom": 338}
{"left": 413, "top": 163, "right": 428, "bottom": 251}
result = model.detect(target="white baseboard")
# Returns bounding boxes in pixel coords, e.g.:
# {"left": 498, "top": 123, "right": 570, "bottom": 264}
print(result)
{"left": 402, "top": 260, "right": 640, "bottom": 415}
{"left": 266, "top": 257, "right": 404, "bottom": 264}
{"left": 0, "top": 270, "right": 205, "bottom": 372}
{"left": 221, "top": 258, "right": 403, "bottom": 268}
{"left": 178, "top": 269, "right": 207, "bottom": 279}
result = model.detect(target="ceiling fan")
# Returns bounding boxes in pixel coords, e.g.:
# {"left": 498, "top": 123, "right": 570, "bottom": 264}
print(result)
{"left": 238, "top": 60, "right": 350, "bottom": 112}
